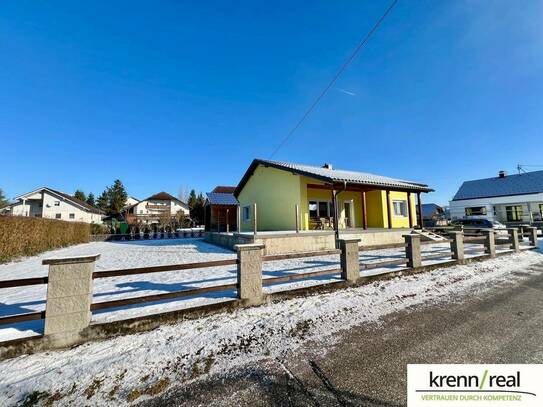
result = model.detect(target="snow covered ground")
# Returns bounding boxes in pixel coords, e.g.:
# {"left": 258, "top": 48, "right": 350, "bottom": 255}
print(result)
{"left": 0, "top": 248, "right": 541, "bottom": 406}
{"left": 0, "top": 238, "right": 534, "bottom": 342}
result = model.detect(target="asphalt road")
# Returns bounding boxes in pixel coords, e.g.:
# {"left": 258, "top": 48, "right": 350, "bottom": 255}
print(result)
{"left": 142, "top": 261, "right": 543, "bottom": 407}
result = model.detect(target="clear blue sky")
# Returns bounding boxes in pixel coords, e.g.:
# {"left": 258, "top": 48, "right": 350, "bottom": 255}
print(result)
{"left": 1, "top": 1, "right": 542, "bottom": 205}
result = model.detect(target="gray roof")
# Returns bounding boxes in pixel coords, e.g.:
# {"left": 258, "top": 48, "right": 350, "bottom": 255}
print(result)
{"left": 452, "top": 170, "right": 543, "bottom": 201}
{"left": 206, "top": 192, "right": 239, "bottom": 206}
{"left": 421, "top": 203, "right": 443, "bottom": 218}
{"left": 234, "top": 159, "right": 432, "bottom": 196}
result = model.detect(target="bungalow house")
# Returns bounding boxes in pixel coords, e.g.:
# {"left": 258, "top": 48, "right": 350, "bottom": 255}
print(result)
{"left": 3, "top": 187, "right": 103, "bottom": 224}
{"left": 234, "top": 159, "right": 432, "bottom": 233}
{"left": 125, "top": 191, "right": 189, "bottom": 224}
{"left": 204, "top": 186, "right": 239, "bottom": 232}
{"left": 450, "top": 170, "right": 543, "bottom": 225}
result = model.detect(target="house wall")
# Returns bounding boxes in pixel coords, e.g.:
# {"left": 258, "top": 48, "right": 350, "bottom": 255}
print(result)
{"left": 133, "top": 199, "right": 189, "bottom": 217}
{"left": 10, "top": 190, "right": 102, "bottom": 223}
{"left": 237, "top": 165, "right": 419, "bottom": 231}
{"left": 449, "top": 193, "right": 543, "bottom": 223}
{"left": 238, "top": 165, "right": 302, "bottom": 231}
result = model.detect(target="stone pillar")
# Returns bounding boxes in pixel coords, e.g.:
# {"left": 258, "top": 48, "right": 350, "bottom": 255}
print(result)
{"left": 236, "top": 244, "right": 265, "bottom": 305}
{"left": 508, "top": 228, "right": 520, "bottom": 253}
{"left": 42, "top": 254, "right": 100, "bottom": 347}
{"left": 449, "top": 231, "right": 465, "bottom": 263}
{"left": 482, "top": 230, "right": 496, "bottom": 258}
{"left": 526, "top": 226, "right": 538, "bottom": 247}
{"left": 404, "top": 234, "right": 421, "bottom": 268}
{"left": 338, "top": 238, "right": 361, "bottom": 283}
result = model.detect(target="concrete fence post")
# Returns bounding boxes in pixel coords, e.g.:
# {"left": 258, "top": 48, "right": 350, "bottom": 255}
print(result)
{"left": 235, "top": 244, "right": 265, "bottom": 306}
{"left": 527, "top": 226, "right": 538, "bottom": 247}
{"left": 295, "top": 204, "right": 300, "bottom": 234}
{"left": 253, "top": 203, "right": 257, "bottom": 236}
{"left": 508, "top": 228, "right": 520, "bottom": 253}
{"left": 404, "top": 234, "right": 422, "bottom": 268}
{"left": 449, "top": 231, "right": 465, "bottom": 263}
{"left": 482, "top": 229, "right": 496, "bottom": 258}
{"left": 42, "top": 254, "right": 100, "bottom": 348}
{"left": 338, "top": 238, "right": 361, "bottom": 283}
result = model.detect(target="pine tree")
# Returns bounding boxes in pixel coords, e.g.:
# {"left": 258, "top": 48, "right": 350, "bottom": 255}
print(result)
{"left": 187, "top": 189, "right": 197, "bottom": 209}
{"left": 0, "top": 188, "right": 8, "bottom": 209}
{"left": 86, "top": 193, "right": 96, "bottom": 207}
{"left": 74, "top": 189, "right": 86, "bottom": 202}
{"left": 97, "top": 190, "right": 110, "bottom": 213}
{"left": 108, "top": 179, "right": 128, "bottom": 215}
{"left": 190, "top": 192, "right": 206, "bottom": 225}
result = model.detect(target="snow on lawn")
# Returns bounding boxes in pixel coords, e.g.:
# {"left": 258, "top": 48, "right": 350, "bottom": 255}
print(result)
{"left": 0, "top": 250, "right": 542, "bottom": 406}
{"left": 0, "top": 238, "right": 529, "bottom": 342}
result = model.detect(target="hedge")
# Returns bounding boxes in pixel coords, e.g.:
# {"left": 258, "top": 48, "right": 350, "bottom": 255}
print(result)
{"left": 0, "top": 216, "right": 90, "bottom": 263}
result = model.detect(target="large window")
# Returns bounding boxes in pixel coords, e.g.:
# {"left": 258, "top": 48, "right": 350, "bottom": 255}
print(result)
{"left": 465, "top": 206, "right": 487, "bottom": 216}
{"left": 393, "top": 200, "right": 408, "bottom": 217}
{"left": 506, "top": 205, "right": 523, "bottom": 222}
{"left": 308, "top": 200, "right": 332, "bottom": 218}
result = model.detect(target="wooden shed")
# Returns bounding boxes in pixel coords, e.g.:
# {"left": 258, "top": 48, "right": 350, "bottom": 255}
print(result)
{"left": 204, "top": 186, "right": 239, "bottom": 232}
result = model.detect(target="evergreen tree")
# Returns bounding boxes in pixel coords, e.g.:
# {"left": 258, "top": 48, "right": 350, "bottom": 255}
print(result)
{"left": 86, "top": 193, "right": 96, "bottom": 207}
{"left": 74, "top": 189, "right": 86, "bottom": 202}
{"left": 97, "top": 190, "right": 110, "bottom": 213}
{"left": 0, "top": 188, "right": 8, "bottom": 209}
{"left": 190, "top": 192, "right": 206, "bottom": 225}
{"left": 108, "top": 179, "right": 128, "bottom": 215}
{"left": 187, "top": 189, "right": 198, "bottom": 209}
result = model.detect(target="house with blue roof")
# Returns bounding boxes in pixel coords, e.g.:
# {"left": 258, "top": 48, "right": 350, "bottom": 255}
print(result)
{"left": 449, "top": 170, "right": 543, "bottom": 225}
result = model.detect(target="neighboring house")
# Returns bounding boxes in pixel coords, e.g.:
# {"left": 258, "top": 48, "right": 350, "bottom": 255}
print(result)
{"left": 124, "top": 196, "right": 140, "bottom": 208}
{"left": 205, "top": 186, "right": 239, "bottom": 232}
{"left": 234, "top": 159, "right": 432, "bottom": 232}
{"left": 418, "top": 203, "right": 446, "bottom": 227}
{"left": 449, "top": 170, "right": 543, "bottom": 224}
{"left": 4, "top": 187, "right": 103, "bottom": 223}
{"left": 125, "top": 191, "right": 189, "bottom": 224}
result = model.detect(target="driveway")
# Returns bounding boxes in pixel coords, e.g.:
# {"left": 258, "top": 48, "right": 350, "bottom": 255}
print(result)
{"left": 142, "top": 261, "right": 543, "bottom": 407}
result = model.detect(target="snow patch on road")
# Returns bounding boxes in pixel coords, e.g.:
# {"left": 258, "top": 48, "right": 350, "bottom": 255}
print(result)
{"left": 1, "top": 250, "right": 542, "bottom": 406}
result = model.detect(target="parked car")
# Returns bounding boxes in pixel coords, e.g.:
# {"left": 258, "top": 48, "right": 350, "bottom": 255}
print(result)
{"left": 450, "top": 218, "right": 508, "bottom": 236}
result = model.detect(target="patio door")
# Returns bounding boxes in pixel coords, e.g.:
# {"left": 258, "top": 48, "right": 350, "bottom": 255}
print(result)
{"left": 343, "top": 201, "right": 354, "bottom": 228}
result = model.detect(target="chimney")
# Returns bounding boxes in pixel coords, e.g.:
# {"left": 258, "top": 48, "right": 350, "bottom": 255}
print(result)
{"left": 323, "top": 163, "right": 333, "bottom": 170}
{"left": 498, "top": 170, "right": 507, "bottom": 178}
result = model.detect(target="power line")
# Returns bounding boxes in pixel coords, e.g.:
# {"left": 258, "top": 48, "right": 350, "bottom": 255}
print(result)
{"left": 269, "top": 0, "right": 399, "bottom": 159}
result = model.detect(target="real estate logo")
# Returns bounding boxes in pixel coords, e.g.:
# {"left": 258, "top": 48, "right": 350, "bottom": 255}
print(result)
{"left": 407, "top": 364, "right": 542, "bottom": 407}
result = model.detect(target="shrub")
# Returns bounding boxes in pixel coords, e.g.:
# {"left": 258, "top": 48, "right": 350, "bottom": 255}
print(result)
{"left": 0, "top": 216, "right": 90, "bottom": 263}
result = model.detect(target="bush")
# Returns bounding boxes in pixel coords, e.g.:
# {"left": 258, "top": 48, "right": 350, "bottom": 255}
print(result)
{"left": 90, "top": 223, "right": 110, "bottom": 235}
{"left": 0, "top": 216, "right": 90, "bottom": 263}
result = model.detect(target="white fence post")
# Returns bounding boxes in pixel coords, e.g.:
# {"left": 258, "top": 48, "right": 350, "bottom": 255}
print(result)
{"left": 42, "top": 254, "right": 100, "bottom": 348}
{"left": 236, "top": 244, "right": 265, "bottom": 305}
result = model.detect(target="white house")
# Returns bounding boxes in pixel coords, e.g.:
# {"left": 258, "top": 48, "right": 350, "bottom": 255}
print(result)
{"left": 4, "top": 187, "right": 103, "bottom": 224}
{"left": 125, "top": 191, "right": 189, "bottom": 224}
{"left": 449, "top": 170, "right": 543, "bottom": 224}
{"left": 124, "top": 196, "right": 140, "bottom": 208}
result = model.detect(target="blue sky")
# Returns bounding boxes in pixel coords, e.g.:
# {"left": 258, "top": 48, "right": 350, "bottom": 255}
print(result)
{"left": 1, "top": 1, "right": 542, "bottom": 205}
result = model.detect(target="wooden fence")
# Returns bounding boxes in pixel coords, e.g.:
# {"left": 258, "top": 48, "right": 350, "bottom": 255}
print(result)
{"left": 0, "top": 226, "right": 538, "bottom": 349}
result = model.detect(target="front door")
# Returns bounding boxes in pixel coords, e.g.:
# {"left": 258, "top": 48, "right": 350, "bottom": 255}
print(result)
{"left": 343, "top": 201, "right": 353, "bottom": 228}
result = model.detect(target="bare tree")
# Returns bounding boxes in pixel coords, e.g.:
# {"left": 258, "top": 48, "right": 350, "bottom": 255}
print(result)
{"left": 178, "top": 185, "right": 190, "bottom": 204}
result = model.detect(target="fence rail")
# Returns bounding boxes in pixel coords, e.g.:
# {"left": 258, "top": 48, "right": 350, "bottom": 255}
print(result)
{"left": 0, "top": 226, "right": 538, "bottom": 350}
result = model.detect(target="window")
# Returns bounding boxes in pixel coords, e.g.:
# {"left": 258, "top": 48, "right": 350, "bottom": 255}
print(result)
{"left": 308, "top": 200, "right": 332, "bottom": 219}
{"left": 309, "top": 201, "right": 318, "bottom": 218}
{"left": 243, "top": 206, "right": 251, "bottom": 221}
{"left": 393, "top": 200, "right": 407, "bottom": 217}
{"left": 465, "top": 206, "right": 486, "bottom": 216}
{"left": 506, "top": 205, "right": 523, "bottom": 222}
{"left": 55, "top": 213, "right": 61, "bottom": 219}
{"left": 69, "top": 213, "right": 75, "bottom": 219}
{"left": 54, "top": 201, "right": 60, "bottom": 206}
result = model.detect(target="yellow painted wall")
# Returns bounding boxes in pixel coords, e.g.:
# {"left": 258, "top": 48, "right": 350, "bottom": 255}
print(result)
{"left": 237, "top": 165, "right": 417, "bottom": 231}
{"left": 237, "top": 165, "right": 302, "bottom": 231}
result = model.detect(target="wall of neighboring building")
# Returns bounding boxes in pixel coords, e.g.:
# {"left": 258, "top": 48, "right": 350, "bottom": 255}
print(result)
{"left": 449, "top": 193, "right": 543, "bottom": 223}
{"left": 10, "top": 190, "right": 101, "bottom": 224}
{"left": 132, "top": 199, "right": 189, "bottom": 217}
